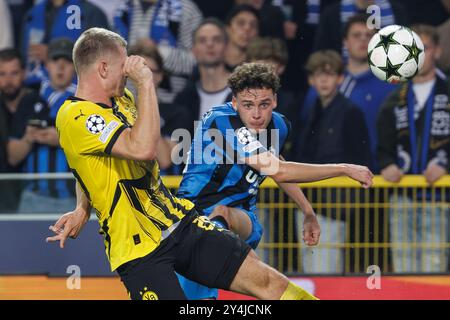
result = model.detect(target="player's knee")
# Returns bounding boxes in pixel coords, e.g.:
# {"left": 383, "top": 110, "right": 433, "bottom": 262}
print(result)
{"left": 261, "top": 265, "right": 289, "bottom": 298}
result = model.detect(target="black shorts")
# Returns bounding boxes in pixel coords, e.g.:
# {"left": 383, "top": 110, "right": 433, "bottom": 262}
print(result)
{"left": 116, "top": 211, "right": 251, "bottom": 300}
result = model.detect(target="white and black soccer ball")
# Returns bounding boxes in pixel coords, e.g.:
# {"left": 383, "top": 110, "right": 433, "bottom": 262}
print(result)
{"left": 368, "top": 25, "right": 425, "bottom": 84}
{"left": 86, "top": 115, "right": 106, "bottom": 134}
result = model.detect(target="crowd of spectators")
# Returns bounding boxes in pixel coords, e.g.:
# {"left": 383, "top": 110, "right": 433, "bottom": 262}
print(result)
{"left": 0, "top": 0, "right": 449, "bottom": 273}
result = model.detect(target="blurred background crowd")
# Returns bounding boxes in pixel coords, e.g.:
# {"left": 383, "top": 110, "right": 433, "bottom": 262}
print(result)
{"left": 0, "top": 0, "right": 449, "bottom": 274}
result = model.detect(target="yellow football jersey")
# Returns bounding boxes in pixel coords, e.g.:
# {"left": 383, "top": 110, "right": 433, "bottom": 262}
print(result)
{"left": 56, "top": 89, "right": 194, "bottom": 271}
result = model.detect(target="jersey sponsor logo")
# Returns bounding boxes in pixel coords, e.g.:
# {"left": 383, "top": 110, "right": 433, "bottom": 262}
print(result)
{"left": 236, "top": 127, "right": 256, "bottom": 145}
{"left": 99, "top": 120, "right": 119, "bottom": 143}
{"left": 245, "top": 170, "right": 258, "bottom": 183}
{"left": 74, "top": 109, "right": 86, "bottom": 120}
{"left": 86, "top": 115, "right": 106, "bottom": 134}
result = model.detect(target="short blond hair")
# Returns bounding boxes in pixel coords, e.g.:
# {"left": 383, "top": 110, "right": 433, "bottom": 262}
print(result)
{"left": 73, "top": 27, "right": 127, "bottom": 74}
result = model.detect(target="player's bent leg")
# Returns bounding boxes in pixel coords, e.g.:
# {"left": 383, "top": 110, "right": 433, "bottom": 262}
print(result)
{"left": 229, "top": 250, "right": 318, "bottom": 300}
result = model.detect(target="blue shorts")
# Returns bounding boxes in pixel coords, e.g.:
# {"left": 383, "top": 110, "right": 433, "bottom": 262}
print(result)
{"left": 178, "top": 206, "right": 263, "bottom": 300}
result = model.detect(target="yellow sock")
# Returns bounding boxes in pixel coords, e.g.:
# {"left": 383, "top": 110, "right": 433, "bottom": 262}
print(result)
{"left": 280, "top": 282, "right": 319, "bottom": 300}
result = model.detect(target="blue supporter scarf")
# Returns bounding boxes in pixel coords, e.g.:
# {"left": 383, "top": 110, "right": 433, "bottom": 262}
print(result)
{"left": 25, "top": 80, "right": 77, "bottom": 198}
{"left": 407, "top": 84, "right": 435, "bottom": 174}
{"left": 114, "top": 0, "right": 181, "bottom": 47}
{"left": 150, "top": 0, "right": 181, "bottom": 47}
{"left": 306, "top": 0, "right": 321, "bottom": 25}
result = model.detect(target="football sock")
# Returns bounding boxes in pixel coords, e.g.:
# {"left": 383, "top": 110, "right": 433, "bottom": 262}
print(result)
{"left": 280, "top": 281, "right": 319, "bottom": 300}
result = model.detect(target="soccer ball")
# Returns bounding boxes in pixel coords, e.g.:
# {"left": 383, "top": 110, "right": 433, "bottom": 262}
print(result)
{"left": 368, "top": 25, "right": 425, "bottom": 83}
{"left": 86, "top": 115, "right": 106, "bottom": 134}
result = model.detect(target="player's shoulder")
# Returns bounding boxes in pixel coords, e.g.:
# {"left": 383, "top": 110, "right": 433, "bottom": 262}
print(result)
{"left": 200, "top": 102, "right": 239, "bottom": 126}
{"left": 272, "top": 111, "right": 291, "bottom": 132}
{"left": 56, "top": 96, "right": 107, "bottom": 129}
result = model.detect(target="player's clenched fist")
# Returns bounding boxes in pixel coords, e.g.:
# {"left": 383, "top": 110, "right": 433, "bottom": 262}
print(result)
{"left": 123, "top": 55, "right": 153, "bottom": 88}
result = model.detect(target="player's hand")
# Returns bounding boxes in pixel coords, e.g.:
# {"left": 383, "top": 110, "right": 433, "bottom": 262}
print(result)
{"left": 381, "top": 164, "right": 403, "bottom": 183}
{"left": 123, "top": 55, "right": 153, "bottom": 88}
{"left": 423, "top": 162, "right": 447, "bottom": 185}
{"left": 46, "top": 208, "right": 90, "bottom": 248}
{"left": 343, "top": 164, "right": 374, "bottom": 188}
{"left": 302, "top": 213, "right": 320, "bottom": 246}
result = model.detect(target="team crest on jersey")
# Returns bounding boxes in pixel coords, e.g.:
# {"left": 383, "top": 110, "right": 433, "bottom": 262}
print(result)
{"left": 236, "top": 127, "right": 256, "bottom": 145}
{"left": 86, "top": 115, "right": 106, "bottom": 134}
{"left": 139, "top": 287, "right": 158, "bottom": 300}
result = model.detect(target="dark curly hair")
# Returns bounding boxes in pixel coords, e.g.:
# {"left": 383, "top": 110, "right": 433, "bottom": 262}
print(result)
{"left": 228, "top": 62, "right": 280, "bottom": 96}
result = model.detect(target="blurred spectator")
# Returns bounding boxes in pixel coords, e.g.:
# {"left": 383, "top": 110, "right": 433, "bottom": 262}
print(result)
{"left": 0, "top": 64, "right": 10, "bottom": 212}
{"left": 0, "top": 48, "right": 41, "bottom": 212}
{"left": 377, "top": 25, "right": 449, "bottom": 273}
{"left": 236, "top": 0, "right": 285, "bottom": 39}
{"left": 391, "top": 0, "right": 450, "bottom": 26}
{"left": 224, "top": 4, "right": 260, "bottom": 71}
{"left": 295, "top": 50, "right": 371, "bottom": 273}
{"left": 278, "top": 0, "right": 339, "bottom": 93}
{"left": 113, "top": 0, "right": 203, "bottom": 104}
{"left": 437, "top": 18, "right": 450, "bottom": 74}
{"left": 6, "top": 0, "right": 34, "bottom": 48}
{"left": 297, "top": 50, "right": 371, "bottom": 168}
{"left": 129, "top": 39, "right": 190, "bottom": 172}
{"left": 0, "top": 104, "right": 6, "bottom": 173}
{"left": 21, "top": 0, "right": 109, "bottom": 87}
{"left": 192, "top": 0, "right": 234, "bottom": 21}
{"left": 313, "top": 0, "right": 408, "bottom": 55}
{"left": 302, "top": 14, "right": 398, "bottom": 172}
{"left": 0, "top": 0, "right": 13, "bottom": 50}
{"left": 174, "top": 18, "right": 232, "bottom": 137}
{"left": 88, "top": 0, "right": 124, "bottom": 25}
{"left": 11, "top": 38, "right": 77, "bottom": 213}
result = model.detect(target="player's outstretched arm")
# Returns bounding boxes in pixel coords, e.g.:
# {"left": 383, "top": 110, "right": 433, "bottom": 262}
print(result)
{"left": 277, "top": 182, "right": 320, "bottom": 246}
{"left": 246, "top": 151, "right": 374, "bottom": 188}
{"left": 110, "top": 55, "right": 160, "bottom": 161}
{"left": 46, "top": 182, "right": 91, "bottom": 248}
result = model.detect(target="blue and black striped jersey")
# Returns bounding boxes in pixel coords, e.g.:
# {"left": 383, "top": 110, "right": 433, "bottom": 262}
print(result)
{"left": 177, "top": 102, "right": 291, "bottom": 215}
